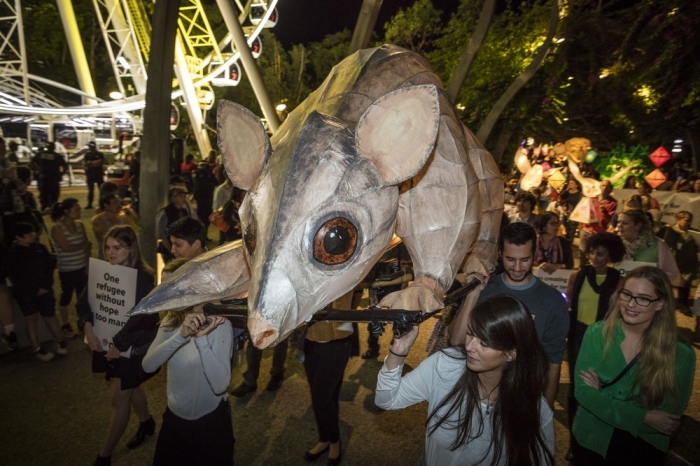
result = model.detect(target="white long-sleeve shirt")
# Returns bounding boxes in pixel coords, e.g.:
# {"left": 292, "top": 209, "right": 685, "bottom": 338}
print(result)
{"left": 375, "top": 348, "right": 554, "bottom": 466}
{"left": 143, "top": 319, "right": 233, "bottom": 420}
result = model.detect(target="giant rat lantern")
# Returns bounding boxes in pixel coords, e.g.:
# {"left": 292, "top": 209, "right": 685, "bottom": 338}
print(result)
{"left": 130, "top": 45, "right": 503, "bottom": 349}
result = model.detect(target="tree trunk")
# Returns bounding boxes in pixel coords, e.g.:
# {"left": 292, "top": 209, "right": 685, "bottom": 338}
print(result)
{"left": 139, "top": 0, "right": 180, "bottom": 265}
{"left": 476, "top": 0, "right": 559, "bottom": 145}
{"left": 446, "top": 0, "right": 496, "bottom": 103}
{"left": 491, "top": 124, "right": 515, "bottom": 164}
{"left": 294, "top": 45, "right": 306, "bottom": 106}
{"left": 348, "top": 0, "right": 383, "bottom": 55}
{"left": 687, "top": 127, "right": 699, "bottom": 174}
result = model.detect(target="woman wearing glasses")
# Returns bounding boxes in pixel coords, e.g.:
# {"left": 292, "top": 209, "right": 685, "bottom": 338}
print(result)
{"left": 571, "top": 266, "right": 695, "bottom": 465}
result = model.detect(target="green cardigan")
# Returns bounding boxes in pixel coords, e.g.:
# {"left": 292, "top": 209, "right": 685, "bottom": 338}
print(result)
{"left": 572, "top": 321, "right": 695, "bottom": 457}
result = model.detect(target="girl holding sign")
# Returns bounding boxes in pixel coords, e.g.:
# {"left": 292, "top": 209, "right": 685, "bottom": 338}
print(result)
{"left": 78, "top": 225, "right": 159, "bottom": 466}
{"left": 143, "top": 259, "right": 234, "bottom": 465}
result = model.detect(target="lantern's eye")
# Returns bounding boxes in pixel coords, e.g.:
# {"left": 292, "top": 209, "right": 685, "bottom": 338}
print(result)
{"left": 244, "top": 220, "right": 256, "bottom": 256}
{"left": 313, "top": 218, "right": 357, "bottom": 265}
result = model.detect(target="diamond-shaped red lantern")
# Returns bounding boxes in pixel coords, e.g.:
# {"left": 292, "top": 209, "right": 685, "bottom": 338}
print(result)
{"left": 644, "top": 168, "right": 667, "bottom": 189}
{"left": 649, "top": 146, "right": 670, "bottom": 167}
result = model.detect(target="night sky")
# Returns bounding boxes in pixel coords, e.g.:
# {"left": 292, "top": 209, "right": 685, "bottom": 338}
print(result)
{"left": 272, "top": 0, "right": 461, "bottom": 46}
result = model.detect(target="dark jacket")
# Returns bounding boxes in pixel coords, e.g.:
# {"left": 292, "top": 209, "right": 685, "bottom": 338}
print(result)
{"left": 7, "top": 242, "right": 55, "bottom": 297}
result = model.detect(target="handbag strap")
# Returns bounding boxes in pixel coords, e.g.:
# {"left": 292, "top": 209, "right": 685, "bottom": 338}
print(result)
{"left": 601, "top": 353, "right": 641, "bottom": 389}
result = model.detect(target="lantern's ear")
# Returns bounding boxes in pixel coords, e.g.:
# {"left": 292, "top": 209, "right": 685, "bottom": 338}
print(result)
{"left": 217, "top": 99, "right": 271, "bottom": 190}
{"left": 355, "top": 84, "right": 440, "bottom": 186}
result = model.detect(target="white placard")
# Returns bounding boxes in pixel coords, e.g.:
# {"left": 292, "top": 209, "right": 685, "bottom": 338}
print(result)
{"left": 532, "top": 267, "right": 573, "bottom": 295}
{"left": 613, "top": 260, "right": 656, "bottom": 277}
{"left": 615, "top": 189, "right": 700, "bottom": 231}
{"left": 87, "top": 257, "right": 138, "bottom": 356}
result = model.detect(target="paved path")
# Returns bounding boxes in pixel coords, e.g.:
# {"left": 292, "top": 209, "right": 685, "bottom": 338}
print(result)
{"left": 1, "top": 186, "right": 698, "bottom": 465}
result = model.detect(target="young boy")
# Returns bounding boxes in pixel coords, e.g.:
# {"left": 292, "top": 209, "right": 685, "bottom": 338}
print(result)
{"left": 7, "top": 222, "right": 67, "bottom": 361}
{"left": 165, "top": 217, "right": 207, "bottom": 261}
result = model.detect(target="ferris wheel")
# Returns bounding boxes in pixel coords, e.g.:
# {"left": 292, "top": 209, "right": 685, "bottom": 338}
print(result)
{"left": 0, "top": 0, "right": 279, "bottom": 156}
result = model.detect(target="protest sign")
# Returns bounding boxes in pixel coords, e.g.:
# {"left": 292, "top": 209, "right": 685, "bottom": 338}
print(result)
{"left": 615, "top": 189, "right": 700, "bottom": 232}
{"left": 613, "top": 260, "right": 656, "bottom": 277}
{"left": 87, "top": 257, "right": 138, "bottom": 355}
{"left": 533, "top": 267, "right": 572, "bottom": 296}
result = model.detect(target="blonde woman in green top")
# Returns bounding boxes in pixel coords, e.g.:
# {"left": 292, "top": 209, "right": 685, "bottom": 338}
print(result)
{"left": 572, "top": 266, "right": 695, "bottom": 465}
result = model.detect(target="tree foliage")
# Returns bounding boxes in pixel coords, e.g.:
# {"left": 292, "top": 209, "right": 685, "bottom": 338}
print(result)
{"left": 381, "top": 0, "right": 443, "bottom": 53}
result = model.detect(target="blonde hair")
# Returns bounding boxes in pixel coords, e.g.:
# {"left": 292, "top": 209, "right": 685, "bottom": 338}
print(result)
{"left": 160, "top": 258, "right": 201, "bottom": 330}
{"left": 619, "top": 209, "right": 652, "bottom": 237}
{"left": 602, "top": 266, "right": 678, "bottom": 407}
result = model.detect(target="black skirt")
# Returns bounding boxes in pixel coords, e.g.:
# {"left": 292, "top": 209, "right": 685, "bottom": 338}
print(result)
{"left": 92, "top": 351, "right": 159, "bottom": 390}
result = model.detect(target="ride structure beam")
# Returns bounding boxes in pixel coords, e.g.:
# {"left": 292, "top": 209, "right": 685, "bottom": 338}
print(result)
{"left": 56, "top": 0, "right": 97, "bottom": 105}
{"left": 174, "top": 33, "right": 212, "bottom": 157}
{"left": 216, "top": 0, "right": 279, "bottom": 132}
{"left": 92, "top": 0, "right": 148, "bottom": 96}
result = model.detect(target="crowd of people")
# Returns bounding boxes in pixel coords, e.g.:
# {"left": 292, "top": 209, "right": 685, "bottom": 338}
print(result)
{"left": 0, "top": 137, "right": 698, "bottom": 466}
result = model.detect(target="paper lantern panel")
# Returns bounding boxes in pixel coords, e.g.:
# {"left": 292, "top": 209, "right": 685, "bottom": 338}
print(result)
{"left": 644, "top": 168, "right": 667, "bottom": 189}
{"left": 649, "top": 146, "right": 670, "bottom": 168}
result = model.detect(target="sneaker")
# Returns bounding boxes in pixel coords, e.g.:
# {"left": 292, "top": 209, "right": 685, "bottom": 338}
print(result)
{"left": 34, "top": 347, "right": 55, "bottom": 362}
{"left": 55, "top": 340, "right": 68, "bottom": 356}
{"left": 62, "top": 323, "right": 77, "bottom": 339}
{"left": 1, "top": 331, "right": 19, "bottom": 351}
{"left": 85, "top": 205, "right": 94, "bottom": 210}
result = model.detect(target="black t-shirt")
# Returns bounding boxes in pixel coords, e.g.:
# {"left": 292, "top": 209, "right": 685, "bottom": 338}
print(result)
{"left": 85, "top": 150, "right": 105, "bottom": 175}
{"left": 33, "top": 152, "right": 67, "bottom": 182}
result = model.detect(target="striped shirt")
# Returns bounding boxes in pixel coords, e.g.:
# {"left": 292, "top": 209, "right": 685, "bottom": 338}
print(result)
{"left": 54, "top": 222, "right": 88, "bottom": 272}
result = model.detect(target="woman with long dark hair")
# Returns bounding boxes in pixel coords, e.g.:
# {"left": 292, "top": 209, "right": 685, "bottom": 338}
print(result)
{"left": 78, "top": 225, "right": 159, "bottom": 466}
{"left": 572, "top": 266, "right": 695, "bottom": 464}
{"left": 376, "top": 295, "right": 554, "bottom": 465}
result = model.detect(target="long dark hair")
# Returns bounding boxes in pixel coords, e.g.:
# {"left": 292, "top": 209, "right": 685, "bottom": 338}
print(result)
{"left": 50, "top": 198, "right": 79, "bottom": 222}
{"left": 427, "top": 295, "right": 552, "bottom": 465}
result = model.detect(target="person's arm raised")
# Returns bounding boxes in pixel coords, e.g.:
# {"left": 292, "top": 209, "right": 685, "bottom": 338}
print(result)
{"left": 448, "top": 273, "right": 488, "bottom": 346}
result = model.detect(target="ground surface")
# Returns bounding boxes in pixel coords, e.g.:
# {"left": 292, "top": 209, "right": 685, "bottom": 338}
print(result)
{"left": 1, "top": 184, "right": 699, "bottom": 465}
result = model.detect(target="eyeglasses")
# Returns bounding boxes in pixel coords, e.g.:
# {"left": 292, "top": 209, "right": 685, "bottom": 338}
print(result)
{"left": 618, "top": 290, "right": 661, "bottom": 308}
